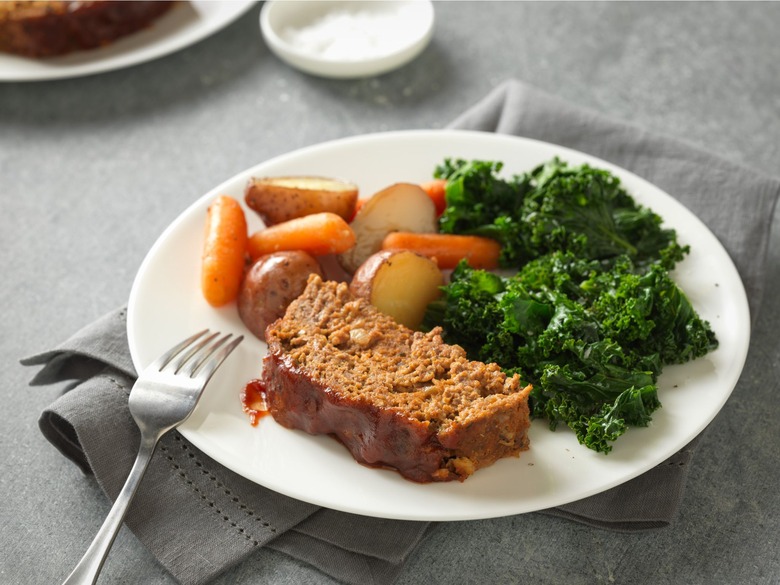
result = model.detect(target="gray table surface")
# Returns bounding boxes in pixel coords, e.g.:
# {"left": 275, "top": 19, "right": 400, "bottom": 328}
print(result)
{"left": 2, "top": 2, "right": 779, "bottom": 584}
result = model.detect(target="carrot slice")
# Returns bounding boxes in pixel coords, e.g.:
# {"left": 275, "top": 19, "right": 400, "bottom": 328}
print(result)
{"left": 419, "top": 179, "right": 448, "bottom": 216}
{"left": 248, "top": 212, "right": 356, "bottom": 260}
{"left": 382, "top": 232, "right": 501, "bottom": 270}
{"left": 201, "top": 195, "right": 248, "bottom": 307}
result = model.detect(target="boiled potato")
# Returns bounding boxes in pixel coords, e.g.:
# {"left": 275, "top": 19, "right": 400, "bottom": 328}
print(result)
{"left": 245, "top": 176, "right": 358, "bottom": 225}
{"left": 349, "top": 250, "right": 444, "bottom": 329}
{"left": 338, "top": 183, "right": 438, "bottom": 274}
{"left": 237, "top": 251, "right": 322, "bottom": 340}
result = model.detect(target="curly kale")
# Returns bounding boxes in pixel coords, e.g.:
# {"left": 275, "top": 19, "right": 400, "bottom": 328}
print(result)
{"left": 424, "top": 157, "right": 719, "bottom": 453}
{"left": 423, "top": 252, "right": 718, "bottom": 453}
{"left": 435, "top": 157, "right": 687, "bottom": 270}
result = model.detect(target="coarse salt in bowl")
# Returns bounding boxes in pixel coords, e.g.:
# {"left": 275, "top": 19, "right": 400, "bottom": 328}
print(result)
{"left": 260, "top": 0, "right": 435, "bottom": 79}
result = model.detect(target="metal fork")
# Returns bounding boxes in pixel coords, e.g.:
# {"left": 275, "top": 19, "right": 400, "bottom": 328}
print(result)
{"left": 62, "top": 330, "right": 243, "bottom": 585}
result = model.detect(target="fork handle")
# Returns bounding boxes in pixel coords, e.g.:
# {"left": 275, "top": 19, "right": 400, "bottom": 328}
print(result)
{"left": 62, "top": 432, "right": 160, "bottom": 585}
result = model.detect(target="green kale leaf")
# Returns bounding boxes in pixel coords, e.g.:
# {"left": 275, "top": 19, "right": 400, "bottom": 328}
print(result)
{"left": 423, "top": 252, "right": 718, "bottom": 453}
{"left": 436, "top": 157, "right": 687, "bottom": 270}
{"left": 425, "top": 157, "right": 718, "bottom": 453}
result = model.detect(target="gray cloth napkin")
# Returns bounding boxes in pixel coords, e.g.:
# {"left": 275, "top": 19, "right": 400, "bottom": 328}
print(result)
{"left": 23, "top": 80, "right": 780, "bottom": 584}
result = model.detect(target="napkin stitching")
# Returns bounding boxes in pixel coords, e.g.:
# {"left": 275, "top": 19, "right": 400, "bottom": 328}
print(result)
{"left": 106, "top": 374, "right": 131, "bottom": 396}
{"left": 666, "top": 446, "right": 694, "bottom": 467}
{"left": 158, "top": 435, "right": 279, "bottom": 545}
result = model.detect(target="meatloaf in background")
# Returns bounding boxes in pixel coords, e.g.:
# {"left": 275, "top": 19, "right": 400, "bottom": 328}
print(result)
{"left": 262, "top": 274, "right": 532, "bottom": 483}
{"left": 0, "top": 1, "right": 175, "bottom": 58}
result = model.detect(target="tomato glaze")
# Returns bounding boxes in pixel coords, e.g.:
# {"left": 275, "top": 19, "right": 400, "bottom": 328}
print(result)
{"left": 240, "top": 379, "right": 270, "bottom": 426}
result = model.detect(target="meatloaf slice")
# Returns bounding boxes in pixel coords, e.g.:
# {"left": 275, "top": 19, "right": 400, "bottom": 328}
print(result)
{"left": 262, "top": 274, "right": 532, "bottom": 483}
{"left": 0, "top": 1, "right": 175, "bottom": 58}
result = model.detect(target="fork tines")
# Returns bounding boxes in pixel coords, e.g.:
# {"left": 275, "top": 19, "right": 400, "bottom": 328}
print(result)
{"left": 150, "top": 330, "right": 243, "bottom": 381}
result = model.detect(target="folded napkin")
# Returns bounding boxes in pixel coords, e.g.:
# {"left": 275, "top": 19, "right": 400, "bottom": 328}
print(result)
{"left": 24, "top": 80, "right": 780, "bottom": 584}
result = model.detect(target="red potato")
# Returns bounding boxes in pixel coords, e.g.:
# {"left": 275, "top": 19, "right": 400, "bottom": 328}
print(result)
{"left": 338, "top": 183, "right": 438, "bottom": 274}
{"left": 245, "top": 176, "right": 358, "bottom": 225}
{"left": 349, "top": 198, "right": 369, "bottom": 222}
{"left": 237, "top": 251, "right": 323, "bottom": 340}
{"left": 349, "top": 250, "right": 444, "bottom": 330}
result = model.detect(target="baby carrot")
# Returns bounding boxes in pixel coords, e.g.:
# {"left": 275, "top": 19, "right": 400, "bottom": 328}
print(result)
{"left": 382, "top": 232, "right": 501, "bottom": 270}
{"left": 248, "top": 212, "right": 356, "bottom": 260}
{"left": 419, "top": 179, "right": 448, "bottom": 216}
{"left": 201, "top": 195, "right": 248, "bottom": 307}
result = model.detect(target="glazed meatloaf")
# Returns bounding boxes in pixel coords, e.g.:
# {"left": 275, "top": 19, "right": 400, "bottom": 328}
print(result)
{"left": 0, "top": 1, "right": 175, "bottom": 58}
{"left": 262, "top": 274, "right": 532, "bottom": 483}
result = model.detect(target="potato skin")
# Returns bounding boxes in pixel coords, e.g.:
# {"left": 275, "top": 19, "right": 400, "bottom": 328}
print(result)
{"left": 244, "top": 176, "right": 358, "bottom": 226}
{"left": 348, "top": 250, "right": 396, "bottom": 300}
{"left": 238, "top": 251, "right": 323, "bottom": 340}
{"left": 349, "top": 249, "right": 444, "bottom": 329}
{"left": 338, "top": 182, "right": 437, "bottom": 274}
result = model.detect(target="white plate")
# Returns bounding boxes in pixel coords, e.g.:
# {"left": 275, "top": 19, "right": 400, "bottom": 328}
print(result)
{"left": 127, "top": 130, "right": 750, "bottom": 521}
{"left": 260, "top": 0, "right": 434, "bottom": 79}
{"left": 0, "top": 1, "right": 255, "bottom": 82}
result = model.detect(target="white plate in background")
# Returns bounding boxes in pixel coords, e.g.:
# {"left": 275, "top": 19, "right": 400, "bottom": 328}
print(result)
{"left": 127, "top": 130, "right": 750, "bottom": 521}
{"left": 0, "top": 1, "right": 255, "bottom": 82}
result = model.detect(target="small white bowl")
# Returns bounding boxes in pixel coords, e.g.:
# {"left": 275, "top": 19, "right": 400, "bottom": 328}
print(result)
{"left": 260, "top": 0, "right": 435, "bottom": 79}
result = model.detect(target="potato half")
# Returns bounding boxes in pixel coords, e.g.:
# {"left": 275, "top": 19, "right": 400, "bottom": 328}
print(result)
{"left": 349, "top": 250, "right": 443, "bottom": 330}
{"left": 338, "top": 182, "right": 437, "bottom": 274}
{"left": 245, "top": 176, "right": 358, "bottom": 225}
{"left": 238, "top": 251, "right": 323, "bottom": 340}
